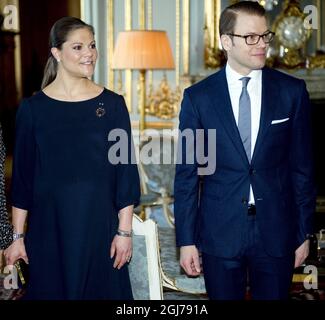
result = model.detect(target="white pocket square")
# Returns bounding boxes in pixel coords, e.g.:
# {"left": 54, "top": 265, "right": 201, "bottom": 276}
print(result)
{"left": 271, "top": 118, "right": 289, "bottom": 125}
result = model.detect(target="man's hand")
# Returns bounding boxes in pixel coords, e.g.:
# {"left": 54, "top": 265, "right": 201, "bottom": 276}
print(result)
{"left": 295, "top": 239, "right": 310, "bottom": 268}
{"left": 180, "top": 245, "right": 201, "bottom": 276}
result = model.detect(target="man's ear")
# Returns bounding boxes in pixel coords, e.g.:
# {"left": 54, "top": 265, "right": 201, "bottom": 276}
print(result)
{"left": 220, "top": 34, "right": 232, "bottom": 52}
{"left": 51, "top": 47, "right": 61, "bottom": 62}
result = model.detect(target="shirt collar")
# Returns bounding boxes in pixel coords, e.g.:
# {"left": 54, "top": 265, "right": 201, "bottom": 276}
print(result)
{"left": 226, "top": 63, "right": 262, "bottom": 86}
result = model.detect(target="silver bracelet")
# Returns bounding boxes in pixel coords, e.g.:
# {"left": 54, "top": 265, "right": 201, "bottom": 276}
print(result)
{"left": 117, "top": 229, "right": 132, "bottom": 237}
{"left": 13, "top": 232, "right": 25, "bottom": 241}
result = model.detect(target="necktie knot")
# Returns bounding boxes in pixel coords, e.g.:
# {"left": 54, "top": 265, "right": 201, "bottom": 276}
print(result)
{"left": 240, "top": 77, "right": 251, "bottom": 89}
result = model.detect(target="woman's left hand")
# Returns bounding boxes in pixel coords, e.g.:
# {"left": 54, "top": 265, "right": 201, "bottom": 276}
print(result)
{"left": 110, "top": 235, "right": 132, "bottom": 269}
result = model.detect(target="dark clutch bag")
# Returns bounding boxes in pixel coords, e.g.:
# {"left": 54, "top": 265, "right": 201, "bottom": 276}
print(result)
{"left": 14, "top": 259, "right": 29, "bottom": 288}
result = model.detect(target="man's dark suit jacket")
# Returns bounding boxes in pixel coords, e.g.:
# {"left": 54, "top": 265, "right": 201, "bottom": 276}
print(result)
{"left": 174, "top": 67, "right": 316, "bottom": 258}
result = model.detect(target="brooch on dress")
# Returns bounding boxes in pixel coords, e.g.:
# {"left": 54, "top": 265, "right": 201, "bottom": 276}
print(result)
{"left": 96, "top": 102, "right": 106, "bottom": 117}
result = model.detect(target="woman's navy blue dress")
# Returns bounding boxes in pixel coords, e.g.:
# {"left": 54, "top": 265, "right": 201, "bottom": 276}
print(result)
{"left": 11, "top": 89, "right": 140, "bottom": 300}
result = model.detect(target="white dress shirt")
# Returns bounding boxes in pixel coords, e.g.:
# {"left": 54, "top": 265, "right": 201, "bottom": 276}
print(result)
{"left": 225, "top": 63, "right": 262, "bottom": 204}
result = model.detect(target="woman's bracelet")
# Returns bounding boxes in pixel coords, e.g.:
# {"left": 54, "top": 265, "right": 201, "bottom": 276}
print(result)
{"left": 117, "top": 229, "right": 133, "bottom": 237}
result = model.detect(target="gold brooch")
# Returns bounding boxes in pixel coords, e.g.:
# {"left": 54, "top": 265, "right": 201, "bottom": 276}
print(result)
{"left": 96, "top": 103, "right": 105, "bottom": 117}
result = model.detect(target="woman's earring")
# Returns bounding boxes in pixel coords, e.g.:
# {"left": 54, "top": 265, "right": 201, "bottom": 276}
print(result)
{"left": 57, "top": 59, "right": 60, "bottom": 63}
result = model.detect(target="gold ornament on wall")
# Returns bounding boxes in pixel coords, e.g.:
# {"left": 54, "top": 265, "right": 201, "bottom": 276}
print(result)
{"left": 271, "top": 0, "right": 312, "bottom": 69}
{"left": 204, "top": 23, "right": 226, "bottom": 69}
{"left": 306, "top": 54, "right": 325, "bottom": 70}
{"left": 146, "top": 74, "right": 181, "bottom": 120}
{"left": 204, "top": 0, "right": 226, "bottom": 69}
{"left": 257, "top": 0, "right": 279, "bottom": 11}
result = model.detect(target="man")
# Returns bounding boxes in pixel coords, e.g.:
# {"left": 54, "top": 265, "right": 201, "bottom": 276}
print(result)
{"left": 174, "top": 1, "right": 316, "bottom": 300}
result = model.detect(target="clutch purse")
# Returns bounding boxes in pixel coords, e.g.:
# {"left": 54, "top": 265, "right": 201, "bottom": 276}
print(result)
{"left": 14, "top": 259, "right": 29, "bottom": 288}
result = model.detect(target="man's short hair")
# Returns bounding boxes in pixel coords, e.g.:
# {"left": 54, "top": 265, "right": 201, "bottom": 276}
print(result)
{"left": 219, "top": 1, "right": 266, "bottom": 37}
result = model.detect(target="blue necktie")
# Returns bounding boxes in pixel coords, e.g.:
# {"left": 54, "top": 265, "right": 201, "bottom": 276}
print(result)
{"left": 238, "top": 77, "right": 251, "bottom": 162}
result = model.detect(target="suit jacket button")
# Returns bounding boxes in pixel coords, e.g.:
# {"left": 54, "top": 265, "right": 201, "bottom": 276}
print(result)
{"left": 249, "top": 168, "right": 256, "bottom": 175}
{"left": 242, "top": 198, "right": 248, "bottom": 204}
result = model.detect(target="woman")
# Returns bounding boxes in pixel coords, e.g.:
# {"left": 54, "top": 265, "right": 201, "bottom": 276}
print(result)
{"left": 0, "top": 123, "right": 13, "bottom": 251}
{"left": 4, "top": 17, "right": 140, "bottom": 300}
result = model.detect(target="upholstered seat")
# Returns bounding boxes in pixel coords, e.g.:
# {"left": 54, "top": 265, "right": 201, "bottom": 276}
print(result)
{"left": 128, "top": 215, "right": 207, "bottom": 300}
{"left": 158, "top": 227, "right": 207, "bottom": 295}
{"left": 138, "top": 133, "right": 176, "bottom": 227}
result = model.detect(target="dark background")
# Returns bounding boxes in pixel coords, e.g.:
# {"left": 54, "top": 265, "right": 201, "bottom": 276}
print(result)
{"left": 0, "top": 0, "right": 79, "bottom": 152}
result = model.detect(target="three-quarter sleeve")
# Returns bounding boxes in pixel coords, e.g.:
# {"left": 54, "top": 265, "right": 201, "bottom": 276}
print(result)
{"left": 0, "top": 123, "right": 13, "bottom": 249}
{"left": 11, "top": 99, "right": 36, "bottom": 210}
{"left": 114, "top": 95, "right": 140, "bottom": 211}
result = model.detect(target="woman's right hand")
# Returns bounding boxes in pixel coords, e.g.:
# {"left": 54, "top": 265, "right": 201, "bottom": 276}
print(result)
{"left": 4, "top": 239, "right": 29, "bottom": 266}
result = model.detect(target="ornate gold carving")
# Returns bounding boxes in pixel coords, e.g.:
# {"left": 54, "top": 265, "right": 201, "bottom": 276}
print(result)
{"left": 146, "top": 74, "right": 181, "bottom": 120}
{"left": 131, "top": 121, "right": 174, "bottom": 129}
{"left": 278, "top": 48, "right": 306, "bottom": 69}
{"left": 257, "top": 0, "right": 279, "bottom": 11}
{"left": 307, "top": 54, "right": 325, "bottom": 69}
{"left": 204, "top": 35, "right": 226, "bottom": 69}
{"left": 182, "top": 0, "right": 190, "bottom": 75}
{"left": 204, "top": 0, "right": 225, "bottom": 69}
{"left": 270, "top": 0, "right": 312, "bottom": 69}
{"left": 108, "top": 0, "right": 115, "bottom": 89}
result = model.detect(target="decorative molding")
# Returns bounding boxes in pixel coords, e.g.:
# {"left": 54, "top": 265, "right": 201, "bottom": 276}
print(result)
{"left": 322, "top": 1, "right": 325, "bottom": 50}
{"left": 205, "top": 0, "right": 216, "bottom": 49}
{"left": 131, "top": 121, "right": 174, "bottom": 130}
{"left": 80, "top": 0, "right": 85, "bottom": 20}
{"left": 204, "top": 0, "right": 225, "bottom": 69}
{"left": 184, "top": 70, "right": 325, "bottom": 100}
{"left": 125, "top": 0, "right": 132, "bottom": 30}
{"left": 125, "top": 0, "right": 132, "bottom": 111}
{"left": 176, "top": 0, "right": 180, "bottom": 87}
{"left": 138, "top": 0, "right": 146, "bottom": 115}
{"left": 316, "top": 0, "right": 321, "bottom": 49}
{"left": 148, "top": 0, "right": 153, "bottom": 99}
{"left": 139, "top": 0, "right": 146, "bottom": 30}
{"left": 302, "top": 74, "right": 325, "bottom": 100}
{"left": 148, "top": 0, "right": 152, "bottom": 29}
{"left": 182, "top": 0, "right": 190, "bottom": 75}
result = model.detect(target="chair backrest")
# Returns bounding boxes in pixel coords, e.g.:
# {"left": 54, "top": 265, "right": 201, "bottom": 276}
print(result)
{"left": 128, "top": 214, "right": 163, "bottom": 300}
{"left": 139, "top": 133, "right": 176, "bottom": 196}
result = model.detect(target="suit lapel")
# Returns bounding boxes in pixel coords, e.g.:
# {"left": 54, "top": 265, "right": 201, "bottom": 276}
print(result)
{"left": 251, "top": 68, "right": 276, "bottom": 163}
{"left": 206, "top": 68, "right": 248, "bottom": 164}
